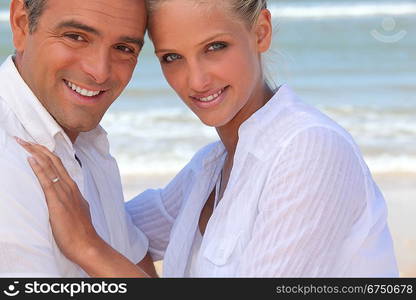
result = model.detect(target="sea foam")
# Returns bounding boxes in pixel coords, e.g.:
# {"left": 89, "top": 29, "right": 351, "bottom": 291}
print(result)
{"left": 269, "top": 2, "right": 416, "bottom": 19}
{"left": 0, "top": 10, "right": 8, "bottom": 23}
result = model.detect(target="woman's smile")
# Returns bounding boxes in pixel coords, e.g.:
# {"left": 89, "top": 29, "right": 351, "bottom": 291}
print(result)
{"left": 189, "top": 86, "right": 229, "bottom": 109}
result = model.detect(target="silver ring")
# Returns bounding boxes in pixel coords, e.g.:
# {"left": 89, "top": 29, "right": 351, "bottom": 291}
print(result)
{"left": 52, "top": 177, "right": 60, "bottom": 183}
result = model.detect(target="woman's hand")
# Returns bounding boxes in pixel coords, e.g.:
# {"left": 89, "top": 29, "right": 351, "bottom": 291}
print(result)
{"left": 15, "top": 137, "right": 101, "bottom": 264}
{"left": 16, "top": 137, "right": 150, "bottom": 277}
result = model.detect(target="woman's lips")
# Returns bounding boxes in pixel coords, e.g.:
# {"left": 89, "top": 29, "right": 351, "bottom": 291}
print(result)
{"left": 190, "top": 86, "right": 229, "bottom": 109}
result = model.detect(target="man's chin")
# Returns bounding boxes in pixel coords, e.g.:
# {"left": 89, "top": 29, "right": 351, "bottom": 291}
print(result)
{"left": 60, "top": 122, "right": 100, "bottom": 142}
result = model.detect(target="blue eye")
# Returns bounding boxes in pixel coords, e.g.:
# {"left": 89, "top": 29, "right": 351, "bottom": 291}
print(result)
{"left": 163, "top": 53, "right": 182, "bottom": 63}
{"left": 207, "top": 42, "right": 227, "bottom": 51}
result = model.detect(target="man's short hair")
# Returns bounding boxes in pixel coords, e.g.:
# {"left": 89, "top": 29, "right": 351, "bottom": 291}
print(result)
{"left": 24, "top": 0, "right": 47, "bottom": 33}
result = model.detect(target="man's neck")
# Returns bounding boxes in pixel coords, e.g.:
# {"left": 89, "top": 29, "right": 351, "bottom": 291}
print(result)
{"left": 64, "top": 128, "right": 79, "bottom": 144}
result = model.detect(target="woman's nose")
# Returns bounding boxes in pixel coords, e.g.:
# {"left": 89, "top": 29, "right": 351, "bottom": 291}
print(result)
{"left": 187, "top": 61, "right": 211, "bottom": 92}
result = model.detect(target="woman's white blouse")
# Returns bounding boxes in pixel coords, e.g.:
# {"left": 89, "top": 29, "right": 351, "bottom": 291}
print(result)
{"left": 126, "top": 85, "right": 398, "bottom": 277}
{"left": 185, "top": 229, "right": 204, "bottom": 277}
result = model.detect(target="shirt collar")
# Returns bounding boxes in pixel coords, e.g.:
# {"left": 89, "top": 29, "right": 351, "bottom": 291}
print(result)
{"left": 238, "top": 84, "right": 294, "bottom": 135}
{"left": 76, "top": 125, "right": 110, "bottom": 157}
{"left": 236, "top": 84, "right": 299, "bottom": 159}
{"left": 201, "top": 141, "right": 226, "bottom": 168}
{"left": 195, "top": 84, "right": 298, "bottom": 169}
{"left": 198, "top": 84, "right": 299, "bottom": 167}
{"left": 0, "top": 55, "right": 108, "bottom": 155}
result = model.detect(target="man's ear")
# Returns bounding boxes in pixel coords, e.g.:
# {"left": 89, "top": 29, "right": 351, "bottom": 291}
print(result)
{"left": 254, "top": 9, "right": 272, "bottom": 53}
{"left": 10, "top": 0, "right": 30, "bottom": 54}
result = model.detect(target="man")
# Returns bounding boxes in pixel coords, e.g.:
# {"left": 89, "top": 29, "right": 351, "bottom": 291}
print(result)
{"left": 0, "top": 0, "right": 156, "bottom": 277}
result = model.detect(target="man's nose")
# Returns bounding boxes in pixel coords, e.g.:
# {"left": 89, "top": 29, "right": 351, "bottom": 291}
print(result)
{"left": 81, "top": 48, "right": 112, "bottom": 84}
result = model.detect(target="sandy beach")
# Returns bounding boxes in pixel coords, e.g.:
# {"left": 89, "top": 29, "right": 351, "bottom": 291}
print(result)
{"left": 373, "top": 173, "right": 416, "bottom": 277}
{"left": 122, "top": 172, "right": 416, "bottom": 277}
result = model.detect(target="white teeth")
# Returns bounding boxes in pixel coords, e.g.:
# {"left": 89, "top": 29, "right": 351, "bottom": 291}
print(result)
{"left": 197, "top": 88, "right": 223, "bottom": 102}
{"left": 65, "top": 80, "right": 101, "bottom": 97}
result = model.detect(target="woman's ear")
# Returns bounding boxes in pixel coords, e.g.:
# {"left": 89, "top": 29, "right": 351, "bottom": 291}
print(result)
{"left": 255, "top": 9, "right": 272, "bottom": 53}
{"left": 10, "top": 0, "right": 30, "bottom": 54}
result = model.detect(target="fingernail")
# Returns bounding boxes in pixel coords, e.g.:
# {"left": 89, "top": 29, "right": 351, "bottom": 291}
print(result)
{"left": 15, "top": 136, "right": 29, "bottom": 145}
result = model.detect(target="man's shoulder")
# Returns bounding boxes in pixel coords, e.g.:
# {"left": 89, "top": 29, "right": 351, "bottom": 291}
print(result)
{"left": 0, "top": 123, "right": 33, "bottom": 180}
{"left": 0, "top": 95, "right": 18, "bottom": 146}
{"left": 0, "top": 137, "right": 30, "bottom": 174}
{"left": 0, "top": 95, "right": 23, "bottom": 175}
{"left": 0, "top": 125, "right": 6, "bottom": 147}
{"left": 0, "top": 92, "right": 32, "bottom": 150}
{"left": 0, "top": 122, "right": 12, "bottom": 151}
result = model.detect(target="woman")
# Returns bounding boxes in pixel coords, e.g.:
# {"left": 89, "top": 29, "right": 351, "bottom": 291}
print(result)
{"left": 18, "top": 0, "right": 398, "bottom": 277}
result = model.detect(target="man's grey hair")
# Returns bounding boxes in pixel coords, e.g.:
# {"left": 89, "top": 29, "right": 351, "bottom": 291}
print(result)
{"left": 24, "top": 0, "right": 47, "bottom": 33}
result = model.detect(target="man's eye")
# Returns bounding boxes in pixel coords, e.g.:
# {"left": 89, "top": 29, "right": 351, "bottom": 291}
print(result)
{"left": 65, "top": 34, "right": 85, "bottom": 42}
{"left": 163, "top": 53, "right": 182, "bottom": 63}
{"left": 207, "top": 42, "right": 227, "bottom": 52}
{"left": 115, "top": 45, "right": 135, "bottom": 54}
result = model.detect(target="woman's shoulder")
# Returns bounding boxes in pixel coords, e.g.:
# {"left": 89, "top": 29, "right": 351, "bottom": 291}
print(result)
{"left": 241, "top": 86, "right": 365, "bottom": 165}
{"left": 260, "top": 85, "right": 358, "bottom": 149}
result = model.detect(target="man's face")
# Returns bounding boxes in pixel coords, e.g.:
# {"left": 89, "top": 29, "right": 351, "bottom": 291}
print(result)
{"left": 12, "top": 0, "right": 146, "bottom": 141}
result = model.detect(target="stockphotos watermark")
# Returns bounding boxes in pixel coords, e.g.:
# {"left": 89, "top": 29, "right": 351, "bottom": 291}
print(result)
{"left": 371, "top": 17, "right": 407, "bottom": 43}
{"left": 2, "top": 280, "right": 127, "bottom": 297}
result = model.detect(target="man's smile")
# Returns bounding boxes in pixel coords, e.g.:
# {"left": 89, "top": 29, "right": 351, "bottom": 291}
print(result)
{"left": 64, "top": 79, "right": 105, "bottom": 98}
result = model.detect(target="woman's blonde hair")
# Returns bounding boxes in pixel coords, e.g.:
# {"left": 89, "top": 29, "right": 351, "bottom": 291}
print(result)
{"left": 233, "top": 0, "right": 268, "bottom": 27}
{"left": 146, "top": 0, "right": 267, "bottom": 28}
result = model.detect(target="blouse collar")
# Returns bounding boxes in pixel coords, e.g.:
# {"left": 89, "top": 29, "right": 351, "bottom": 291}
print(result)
{"left": 198, "top": 84, "right": 299, "bottom": 171}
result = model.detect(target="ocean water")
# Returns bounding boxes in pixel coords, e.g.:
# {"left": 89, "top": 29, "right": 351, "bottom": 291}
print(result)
{"left": 0, "top": 0, "right": 415, "bottom": 176}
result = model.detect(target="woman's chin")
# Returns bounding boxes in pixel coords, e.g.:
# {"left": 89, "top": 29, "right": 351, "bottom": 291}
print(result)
{"left": 198, "top": 116, "right": 229, "bottom": 128}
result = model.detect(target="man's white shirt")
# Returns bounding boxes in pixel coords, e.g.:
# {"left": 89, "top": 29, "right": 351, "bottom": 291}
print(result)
{"left": 0, "top": 56, "right": 148, "bottom": 277}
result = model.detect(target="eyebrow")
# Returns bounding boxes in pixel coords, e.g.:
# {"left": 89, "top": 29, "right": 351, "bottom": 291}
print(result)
{"left": 197, "top": 32, "right": 231, "bottom": 47}
{"left": 56, "top": 20, "right": 144, "bottom": 48}
{"left": 55, "top": 20, "right": 100, "bottom": 35}
{"left": 155, "top": 32, "right": 231, "bottom": 54}
{"left": 120, "top": 36, "right": 145, "bottom": 49}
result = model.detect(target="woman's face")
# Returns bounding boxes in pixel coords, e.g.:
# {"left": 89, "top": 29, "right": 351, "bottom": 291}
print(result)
{"left": 149, "top": 0, "right": 270, "bottom": 127}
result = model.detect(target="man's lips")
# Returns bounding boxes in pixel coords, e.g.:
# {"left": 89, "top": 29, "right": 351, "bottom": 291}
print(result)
{"left": 63, "top": 79, "right": 105, "bottom": 98}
